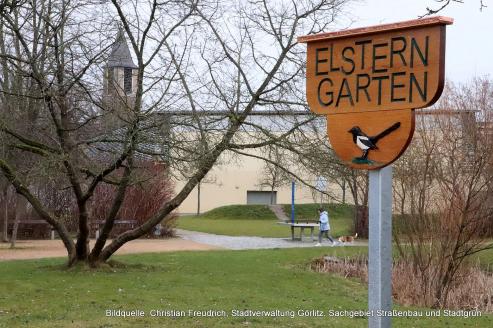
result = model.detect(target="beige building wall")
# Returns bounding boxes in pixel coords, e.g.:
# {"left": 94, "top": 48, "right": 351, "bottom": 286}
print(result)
{"left": 171, "top": 109, "right": 479, "bottom": 215}
{"left": 173, "top": 151, "right": 348, "bottom": 214}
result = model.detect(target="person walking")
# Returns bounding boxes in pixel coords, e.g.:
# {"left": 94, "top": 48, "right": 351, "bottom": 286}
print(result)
{"left": 315, "top": 207, "right": 334, "bottom": 246}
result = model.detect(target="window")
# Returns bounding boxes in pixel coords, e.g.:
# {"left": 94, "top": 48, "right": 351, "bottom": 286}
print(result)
{"left": 124, "top": 68, "right": 132, "bottom": 94}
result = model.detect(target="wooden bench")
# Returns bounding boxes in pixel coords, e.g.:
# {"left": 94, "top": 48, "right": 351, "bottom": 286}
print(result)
{"left": 92, "top": 220, "right": 138, "bottom": 238}
{"left": 278, "top": 221, "right": 319, "bottom": 241}
{"left": 11, "top": 220, "right": 55, "bottom": 240}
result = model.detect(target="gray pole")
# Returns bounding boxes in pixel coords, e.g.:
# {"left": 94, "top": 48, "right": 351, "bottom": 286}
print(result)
{"left": 368, "top": 166, "right": 392, "bottom": 328}
{"left": 196, "top": 182, "right": 201, "bottom": 216}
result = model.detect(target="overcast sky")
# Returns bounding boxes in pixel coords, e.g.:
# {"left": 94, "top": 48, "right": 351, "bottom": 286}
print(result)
{"left": 345, "top": 0, "right": 492, "bottom": 83}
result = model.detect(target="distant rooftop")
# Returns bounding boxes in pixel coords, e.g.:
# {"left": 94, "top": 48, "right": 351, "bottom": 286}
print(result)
{"left": 416, "top": 108, "right": 480, "bottom": 115}
{"left": 107, "top": 29, "right": 138, "bottom": 69}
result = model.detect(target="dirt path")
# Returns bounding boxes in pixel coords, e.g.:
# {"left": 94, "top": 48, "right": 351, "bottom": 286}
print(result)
{"left": 0, "top": 238, "right": 222, "bottom": 261}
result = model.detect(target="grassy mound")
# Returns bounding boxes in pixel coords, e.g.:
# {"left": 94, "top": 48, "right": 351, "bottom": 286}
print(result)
{"left": 199, "top": 204, "right": 277, "bottom": 220}
{"left": 282, "top": 203, "right": 355, "bottom": 222}
{"left": 177, "top": 203, "right": 355, "bottom": 237}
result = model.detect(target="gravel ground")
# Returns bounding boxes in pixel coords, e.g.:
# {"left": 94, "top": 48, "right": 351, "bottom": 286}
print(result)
{"left": 176, "top": 229, "right": 367, "bottom": 250}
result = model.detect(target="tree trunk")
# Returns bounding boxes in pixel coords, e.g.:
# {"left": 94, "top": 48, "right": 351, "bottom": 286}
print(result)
{"left": 2, "top": 190, "right": 7, "bottom": 242}
{"left": 196, "top": 182, "right": 201, "bottom": 216}
{"left": 354, "top": 205, "right": 369, "bottom": 238}
{"left": 75, "top": 205, "right": 90, "bottom": 261}
{"left": 342, "top": 180, "right": 346, "bottom": 204}
{"left": 10, "top": 211, "right": 19, "bottom": 248}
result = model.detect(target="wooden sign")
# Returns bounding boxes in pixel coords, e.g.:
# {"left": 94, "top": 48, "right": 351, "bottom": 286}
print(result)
{"left": 299, "top": 17, "right": 453, "bottom": 169}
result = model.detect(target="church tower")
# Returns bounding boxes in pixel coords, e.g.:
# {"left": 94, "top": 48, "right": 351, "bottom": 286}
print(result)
{"left": 103, "top": 29, "right": 138, "bottom": 108}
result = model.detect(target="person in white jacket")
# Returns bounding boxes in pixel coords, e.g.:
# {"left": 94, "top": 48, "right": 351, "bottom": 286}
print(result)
{"left": 315, "top": 207, "right": 335, "bottom": 246}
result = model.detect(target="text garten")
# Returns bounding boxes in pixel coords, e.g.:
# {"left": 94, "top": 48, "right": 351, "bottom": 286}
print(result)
{"left": 315, "top": 35, "right": 430, "bottom": 108}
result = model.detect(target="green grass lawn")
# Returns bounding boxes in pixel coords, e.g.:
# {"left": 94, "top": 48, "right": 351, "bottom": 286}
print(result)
{"left": 473, "top": 245, "right": 493, "bottom": 268}
{"left": 1, "top": 248, "right": 491, "bottom": 328}
{"left": 193, "top": 204, "right": 278, "bottom": 220}
{"left": 177, "top": 204, "right": 354, "bottom": 238}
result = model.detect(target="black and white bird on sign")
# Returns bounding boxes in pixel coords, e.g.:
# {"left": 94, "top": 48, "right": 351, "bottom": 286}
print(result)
{"left": 348, "top": 122, "right": 401, "bottom": 160}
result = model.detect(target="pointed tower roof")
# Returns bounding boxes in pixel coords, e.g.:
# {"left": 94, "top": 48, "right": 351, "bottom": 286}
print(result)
{"left": 107, "top": 29, "right": 138, "bottom": 69}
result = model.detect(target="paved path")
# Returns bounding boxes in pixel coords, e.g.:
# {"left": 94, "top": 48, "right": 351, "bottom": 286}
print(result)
{"left": 176, "top": 229, "right": 367, "bottom": 250}
{"left": 0, "top": 238, "right": 221, "bottom": 261}
{"left": 1, "top": 230, "right": 367, "bottom": 261}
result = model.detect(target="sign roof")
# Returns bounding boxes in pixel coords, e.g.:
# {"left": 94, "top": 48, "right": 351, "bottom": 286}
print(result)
{"left": 298, "top": 16, "right": 453, "bottom": 43}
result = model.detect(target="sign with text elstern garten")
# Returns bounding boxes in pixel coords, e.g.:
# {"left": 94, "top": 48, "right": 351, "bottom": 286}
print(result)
{"left": 299, "top": 16, "right": 453, "bottom": 169}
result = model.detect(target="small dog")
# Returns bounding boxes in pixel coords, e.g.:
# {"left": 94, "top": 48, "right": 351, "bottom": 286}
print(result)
{"left": 338, "top": 233, "right": 358, "bottom": 243}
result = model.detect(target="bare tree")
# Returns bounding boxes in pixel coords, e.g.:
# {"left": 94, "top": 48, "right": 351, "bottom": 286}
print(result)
{"left": 256, "top": 147, "right": 291, "bottom": 204}
{"left": 393, "top": 77, "right": 493, "bottom": 308}
{"left": 0, "top": 0, "right": 193, "bottom": 265}
{"left": 421, "top": 0, "right": 487, "bottom": 17}
{"left": 268, "top": 118, "right": 369, "bottom": 236}
{"left": 0, "top": 0, "right": 351, "bottom": 266}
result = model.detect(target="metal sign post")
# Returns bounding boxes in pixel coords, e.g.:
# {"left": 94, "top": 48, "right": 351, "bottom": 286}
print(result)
{"left": 298, "top": 16, "right": 453, "bottom": 328}
{"left": 368, "top": 166, "right": 393, "bottom": 328}
{"left": 291, "top": 181, "right": 295, "bottom": 224}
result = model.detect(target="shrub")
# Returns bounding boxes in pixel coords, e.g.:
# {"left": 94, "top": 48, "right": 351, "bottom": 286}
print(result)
{"left": 90, "top": 162, "right": 175, "bottom": 238}
{"left": 311, "top": 255, "right": 493, "bottom": 312}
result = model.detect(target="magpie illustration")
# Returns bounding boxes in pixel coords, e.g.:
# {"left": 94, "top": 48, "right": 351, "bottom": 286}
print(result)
{"left": 348, "top": 122, "right": 401, "bottom": 160}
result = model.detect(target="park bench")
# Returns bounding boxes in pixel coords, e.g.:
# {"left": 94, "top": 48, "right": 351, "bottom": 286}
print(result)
{"left": 278, "top": 220, "right": 319, "bottom": 241}
{"left": 92, "top": 220, "right": 138, "bottom": 238}
{"left": 10, "top": 220, "right": 56, "bottom": 240}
